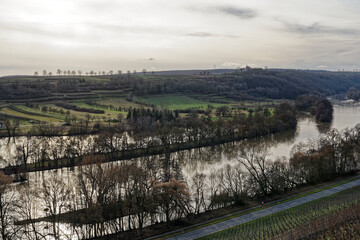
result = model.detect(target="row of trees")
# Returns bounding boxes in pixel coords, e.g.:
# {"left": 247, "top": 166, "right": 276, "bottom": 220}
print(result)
{"left": 34, "top": 69, "right": 152, "bottom": 77}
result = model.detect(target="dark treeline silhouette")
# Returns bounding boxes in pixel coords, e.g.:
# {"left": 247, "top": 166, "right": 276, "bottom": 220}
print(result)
{"left": 1, "top": 70, "right": 360, "bottom": 100}
{"left": 126, "top": 108, "right": 179, "bottom": 122}
{"left": 347, "top": 87, "right": 360, "bottom": 100}
{"left": 295, "top": 94, "right": 334, "bottom": 122}
{"left": 123, "top": 70, "right": 360, "bottom": 100}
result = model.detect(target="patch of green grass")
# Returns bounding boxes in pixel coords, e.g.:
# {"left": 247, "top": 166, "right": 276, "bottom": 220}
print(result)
{"left": 0, "top": 107, "right": 59, "bottom": 123}
{"left": 98, "top": 98, "right": 143, "bottom": 109}
{"left": 68, "top": 101, "right": 127, "bottom": 118}
{"left": 14, "top": 105, "right": 65, "bottom": 120}
{"left": 138, "top": 95, "right": 225, "bottom": 110}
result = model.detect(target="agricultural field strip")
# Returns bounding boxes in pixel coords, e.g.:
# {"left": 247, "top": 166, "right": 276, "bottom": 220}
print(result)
{"left": 1, "top": 107, "right": 59, "bottom": 122}
{"left": 167, "top": 178, "right": 360, "bottom": 240}
{"left": 139, "top": 95, "right": 225, "bottom": 110}
{"left": 9, "top": 105, "right": 63, "bottom": 119}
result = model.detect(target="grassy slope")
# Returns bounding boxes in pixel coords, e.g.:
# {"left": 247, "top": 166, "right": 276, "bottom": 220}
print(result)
{"left": 138, "top": 95, "right": 225, "bottom": 110}
{"left": 96, "top": 97, "right": 145, "bottom": 109}
{"left": 1, "top": 107, "right": 59, "bottom": 123}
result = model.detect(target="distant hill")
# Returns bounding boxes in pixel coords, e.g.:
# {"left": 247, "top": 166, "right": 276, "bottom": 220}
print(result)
{"left": 149, "top": 69, "right": 236, "bottom": 75}
{"left": 129, "top": 69, "right": 360, "bottom": 100}
{"left": 0, "top": 68, "right": 360, "bottom": 101}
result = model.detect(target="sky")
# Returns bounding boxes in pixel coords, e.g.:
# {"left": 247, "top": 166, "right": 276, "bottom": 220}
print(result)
{"left": 0, "top": 0, "right": 360, "bottom": 76}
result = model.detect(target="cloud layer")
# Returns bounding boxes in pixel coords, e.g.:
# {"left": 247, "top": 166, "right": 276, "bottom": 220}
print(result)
{"left": 0, "top": 0, "right": 359, "bottom": 75}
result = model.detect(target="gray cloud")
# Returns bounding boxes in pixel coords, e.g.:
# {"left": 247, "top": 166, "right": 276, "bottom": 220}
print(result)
{"left": 278, "top": 19, "right": 358, "bottom": 35}
{"left": 218, "top": 6, "right": 257, "bottom": 19}
{"left": 186, "top": 32, "right": 239, "bottom": 38}
{"left": 136, "top": 58, "right": 155, "bottom": 62}
{"left": 186, "top": 5, "right": 257, "bottom": 20}
{"left": 187, "top": 32, "right": 214, "bottom": 37}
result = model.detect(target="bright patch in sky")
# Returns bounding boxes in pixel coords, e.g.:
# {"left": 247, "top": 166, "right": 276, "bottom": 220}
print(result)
{"left": 0, "top": 0, "right": 359, "bottom": 75}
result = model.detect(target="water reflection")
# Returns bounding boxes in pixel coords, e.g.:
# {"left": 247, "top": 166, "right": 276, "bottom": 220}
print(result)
{"left": 179, "top": 105, "right": 360, "bottom": 179}
{"left": 16, "top": 105, "right": 360, "bottom": 186}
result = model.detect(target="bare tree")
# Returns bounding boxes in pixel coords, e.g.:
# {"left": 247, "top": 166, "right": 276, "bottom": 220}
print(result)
{"left": 237, "top": 142, "right": 271, "bottom": 197}
{"left": 42, "top": 70, "right": 47, "bottom": 76}
{"left": 78, "top": 70, "right": 82, "bottom": 76}
{"left": 0, "top": 171, "right": 17, "bottom": 240}
{"left": 77, "top": 155, "right": 118, "bottom": 208}
{"left": 220, "top": 164, "right": 247, "bottom": 205}
{"left": 153, "top": 178, "right": 191, "bottom": 227}
{"left": 40, "top": 172, "right": 71, "bottom": 240}
{"left": 192, "top": 172, "right": 207, "bottom": 214}
{"left": 16, "top": 187, "right": 45, "bottom": 240}
{"left": 124, "top": 164, "right": 153, "bottom": 237}
{"left": 15, "top": 136, "right": 34, "bottom": 168}
{"left": 3, "top": 119, "right": 19, "bottom": 143}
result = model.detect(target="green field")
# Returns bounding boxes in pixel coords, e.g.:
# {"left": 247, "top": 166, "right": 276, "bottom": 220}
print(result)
{"left": 138, "top": 95, "right": 226, "bottom": 110}
{"left": 92, "top": 97, "right": 145, "bottom": 109}
{"left": 0, "top": 92, "right": 276, "bottom": 133}
{"left": 198, "top": 185, "right": 360, "bottom": 240}
{"left": 1, "top": 106, "right": 60, "bottom": 123}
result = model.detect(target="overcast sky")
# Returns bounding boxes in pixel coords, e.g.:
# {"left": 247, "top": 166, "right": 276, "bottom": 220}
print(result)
{"left": 1, "top": 0, "right": 359, "bottom": 76}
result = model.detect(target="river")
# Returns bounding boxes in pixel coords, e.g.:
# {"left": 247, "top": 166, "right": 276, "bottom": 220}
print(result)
{"left": 5, "top": 104, "right": 360, "bottom": 239}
